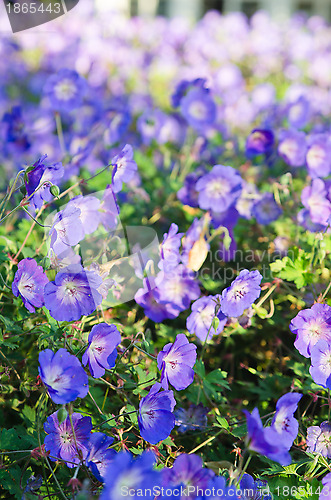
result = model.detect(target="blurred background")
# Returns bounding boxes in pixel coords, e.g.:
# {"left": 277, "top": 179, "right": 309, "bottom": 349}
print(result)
{"left": 100, "top": 0, "right": 331, "bottom": 21}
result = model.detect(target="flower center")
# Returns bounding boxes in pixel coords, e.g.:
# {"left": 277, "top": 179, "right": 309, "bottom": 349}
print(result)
{"left": 55, "top": 79, "right": 77, "bottom": 101}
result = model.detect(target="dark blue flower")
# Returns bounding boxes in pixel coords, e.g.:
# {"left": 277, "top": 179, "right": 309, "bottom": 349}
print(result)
{"left": 86, "top": 432, "right": 116, "bottom": 481}
{"left": 245, "top": 129, "right": 274, "bottom": 158}
{"left": 12, "top": 258, "right": 49, "bottom": 313}
{"left": 138, "top": 382, "right": 176, "bottom": 444}
{"left": 25, "top": 155, "right": 64, "bottom": 210}
{"left": 82, "top": 323, "right": 121, "bottom": 378}
{"left": 38, "top": 348, "right": 89, "bottom": 404}
{"left": 174, "top": 404, "right": 209, "bottom": 433}
{"left": 44, "top": 265, "right": 103, "bottom": 321}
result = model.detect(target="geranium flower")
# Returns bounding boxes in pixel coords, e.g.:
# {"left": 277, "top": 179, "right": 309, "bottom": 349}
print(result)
{"left": 307, "top": 422, "right": 331, "bottom": 458}
{"left": 174, "top": 404, "right": 209, "bottom": 433}
{"left": 158, "top": 223, "right": 183, "bottom": 271}
{"left": 38, "top": 348, "right": 88, "bottom": 404}
{"left": 100, "top": 451, "right": 160, "bottom": 500}
{"left": 277, "top": 129, "right": 307, "bottom": 167}
{"left": 25, "top": 154, "right": 64, "bottom": 210}
{"left": 245, "top": 128, "right": 274, "bottom": 158}
{"left": 49, "top": 205, "right": 85, "bottom": 256}
{"left": 138, "top": 383, "right": 176, "bottom": 444}
{"left": 157, "top": 334, "right": 197, "bottom": 391}
{"left": 12, "top": 258, "right": 49, "bottom": 313}
{"left": 111, "top": 144, "right": 138, "bottom": 193}
{"left": 44, "top": 265, "right": 103, "bottom": 321}
{"left": 196, "top": 165, "right": 242, "bottom": 212}
{"left": 155, "top": 265, "right": 200, "bottom": 316}
{"left": 44, "top": 69, "right": 87, "bottom": 112}
{"left": 161, "top": 454, "right": 214, "bottom": 495}
{"left": 86, "top": 432, "right": 116, "bottom": 482}
{"left": 187, "top": 295, "right": 227, "bottom": 343}
{"left": 310, "top": 339, "right": 331, "bottom": 388}
{"left": 44, "top": 410, "right": 92, "bottom": 468}
{"left": 134, "top": 277, "right": 179, "bottom": 322}
{"left": 82, "top": 323, "right": 121, "bottom": 378}
{"left": 252, "top": 193, "right": 282, "bottom": 225}
{"left": 220, "top": 269, "right": 262, "bottom": 318}
{"left": 267, "top": 392, "right": 302, "bottom": 449}
{"left": 290, "top": 303, "right": 331, "bottom": 358}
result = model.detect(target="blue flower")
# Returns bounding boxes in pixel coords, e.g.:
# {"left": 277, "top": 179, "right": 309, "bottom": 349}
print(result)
{"left": 67, "top": 194, "right": 101, "bottom": 236}
{"left": 12, "top": 258, "right": 49, "bottom": 313}
{"left": 82, "top": 323, "right": 121, "bottom": 378}
{"left": 220, "top": 269, "right": 262, "bottom": 318}
{"left": 100, "top": 451, "right": 160, "bottom": 500}
{"left": 239, "top": 474, "right": 272, "bottom": 500}
{"left": 161, "top": 454, "right": 214, "bottom": 497}
{"left": 25, "top": 154, "right": 64, "bottom": 210}
{"left": 138, "top": 382, "right": 176, "bottom": 444}
{"left": 44, "top": 69, "right": 87, "bottom": 112}
{"left": 306, "top": 133, "right": 331, "bottom": 178}
{"left": 174, "top": 404, "right": 209, "bottom": 433}
{"left": 244, "top": 408, "right": 291, "bottom": 466}
{"left": 187, "top": 295, "right": 227, "bottom": 343}
{"left": 157, "top": 334, "right": 197, "bottom": 391}
{"left": 155, "top": 265, "right": 200, "bottom": 316}
{"left": 180, "top": 86, "right": 216, "bottom": 133}
{"left": 111, "top": 144, "right": 138, "bottom": 193}
{"left": 310, "top": 339, "right": 331, "bottom": 388}
{"left": 290, "top": 303, "right": 331, "bottom": 358}
{"left": 245, "top": 129, "right": 274, "bottom": 158}
{"left": 44, "top": 410, "right": 92, "bottom": 468}
{"left": 267, "top": 392, "right": 302, "bottom": 449}
{"left": 278, "top": 129, "right": 307, "bottom": 167}
{"left": 196, "top": 165, "right": 242, "bottom": 212}
{"left": 252, "top": 193, "right": 282, "bottom": 225}
{"left": 86, "top": 432, "right": 116, "bottom": 482}
{"left": 49, "top": 205, "right": 85, "bottom": 256}
{"left": 38, "top": 348, "right": 88, "bottom": 404}
{"left": 307, "top": 422, "right": 331, "bottom": 458}
{"left": 134, "top": 277, "right": 180, "bottom": 322}
{"left": 44, "top": 265, "right": 103, "bottom": 321}
{"left": 159, "top": 223, "right": 183, "bottom": 272}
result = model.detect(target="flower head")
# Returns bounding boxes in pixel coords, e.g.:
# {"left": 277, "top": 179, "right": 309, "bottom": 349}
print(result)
{"left": 100, "top": 451, "right": 160, "bottom": 500}
{"left": 134, "top": 277, "right": 179, "bottom": 322}
{"left": 161, "top": 454, "right": 214, "bottom": 496}
{"left": 155, "top": 265, "right": 200, "bottom": 316}
{"left": 307, "top": 422, "right": 331, "bottom": 458}
{"left": 220, "top": 269, "right": 262, "bottom": 318}
{"left": 268, "top": 392, "right": 302, "bottom": 449}
{"left": 290, "top": 303, "right": 331, "bottom": 358}
{"left": 138, "top": 382, "right": 176, "bottom": 444}
{"left": 245, "top": 129, "right": 274, "bottom": 158}
{"left": 196, "top": 165, "right": 242, "bottom": 212}
{"left": 67, "top": 195, "right": 101, "bottom": 236}
{"left": 44, "top": 265, "right": 103, "bottom": 321}
{"left": 244, "top": 408, "right": 291, "bottom": 466}
{"left": 301, "top": 178, "right": 331, "bottom": 227}
{"left": 310, "top": 339, "right": 331, "bottom": 389}
{"left": 12, "top": 258, "right": 49, "bottom": 313}
{"left": 82, "top": 323, "right": 121, "bottom": 378}
{"left": 278, "top": 129, "right": 307, "bottom": 167}
{"left": 252, "top": 193, "right": 282, "bottom": 225}
{"left": 159, "top": 223, "right": 183, "bottom": 272}
{"left": 44, "top": 410, "right": 92, "bottom": 468}
{"left": 157, "top": 334, "right": 197, "bottom": 391}
{"left": 174, "top": 404, "right": 209, "bottom": 433}
{"left": 49, "top": 205, "right": 85, "bottom": 256}
{"left": 111, "top": 144, "right": 138, "bottom": 193}
{"left": 38, "top": 348, "right": 88, "bottom": 404}
{"left": 86, "top": 432, "right": 116, "bottom": 482}
{"left": 306, "top": 134, "right": 331, "bottom": 178}
{"left": 180, "top": 86, "right": 216, "bottom": 132}
{"left": 187, "top": 295, "right": 227, "bottom": 343}
{"left": 44, "top": 69, "right": 87, "bottom": 112}
{"left": 25, "top": 155, "right": 64, "bottom": 210}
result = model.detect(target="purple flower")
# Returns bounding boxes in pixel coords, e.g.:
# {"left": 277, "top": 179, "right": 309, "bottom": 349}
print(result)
{"left": 306, "top": 422, "right": 331, "bottom": 458}
{"left": 138, "top": 382, "right": 176, "bottom": 444}
{"left": 25, "top": 155, "right": 64, "bottom": 210}
{"left": 2, "top": 106, "right": 30, "bottom": 153}
{"left": 44, "top": 265, "right": 103, "bottom": 321}
{"left": 278, "top": 129, "right": 307, "bottom": 167}
{"left": 301, "top": 178, "right": 331, "bottom": 226}
{"left": 161, "top": 454, "right": 214, "bottom": 496}
{"left": 159, "top": 223, "right": 183, "bottom": 271}
{"left": 67, "top": 195, "right": 101, "bottom": 236}
{"left": 111, "top": 144, "right": 138, "bottom": 193}
{"left": 82, "top": 323, "right": 121, "bottom": 378}
{"left": 245, "top": 129, "right": 274, "bottom": 158}
{"left": 157, "top": 334, "right": 197, "bottom": 391}
{"left": 220, "top": 269, "right": 262, "bottom": 318}
{"left": 100, "top": 451, "right": 160, "bottom": 500}
{"left": 244, "top": 408, "right": 291, "bottom": 466}
{"left": 186, "top": 295, "right": 227, "bottom": 343}
{"left": 137, "top": 109, "right": 167, "bottom": 145}
{"left": 252, "top": 193, "right": 282, "bottom": 225}
{"left": 44, "top": 69, "right": 87, "bottom": 112}
{"left": 290, "top": 303, "right": 331, "bottom": 358}
{"left": 236, "top": 182, "right": 259, "bottom": 220}
{"left": 174, "top": 404, "right": 209, "bottom": 433}
{"left": 99, "top": 184, "right": 119, "bottom": 230}
{"left": 180, "top": 86, "right": 216, "bottom": 132}
{"left": 49, "top": 205, "right": 85, "bottom": 256}
{"left": 310, "top": 339, "right": 331, "bottom": 388}
{"left": 86, "top": 432, "right": 116, "bottom": 482}
{"left": 319, "top": 473, "right": 331, "bottom": 499}
{"left": 38, "top": 348, "right": 88, "bottom": 404}
{"left": 287, "top": 96, "right": 310, "bottom": 129}
{"left": 196, "top": 165, "right": 242, "bottom": 212}
{"left": 239, "top": 474, "right": 272, "bottom": 500}
{"left": 268, "top": 393, "right": 302, "bottom": 449}
{"left": 177, "top": 169, "right": 206, "bottom": 209}
{"left": 44, "top": 410, "right": 92, "bottom": 468}
{"left": 306, "top": 134, "right": 331, "bottom": 178}
{"left": 12, "top": 258, "right": 49, "bottom": 313}
{"left": 134, "top": 277, "right": 179, "bottom": 322}
{"left": 155, "top": 265, "right": 200, "bottom": 316}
